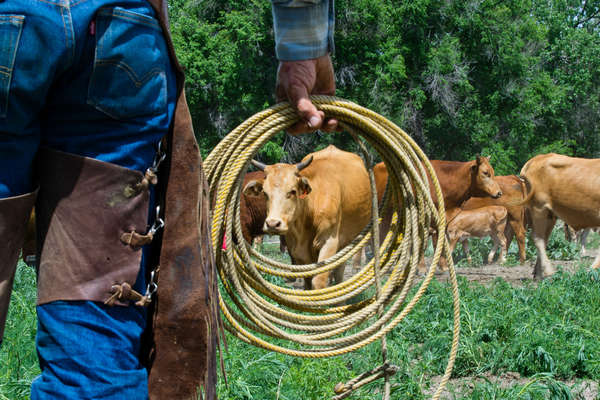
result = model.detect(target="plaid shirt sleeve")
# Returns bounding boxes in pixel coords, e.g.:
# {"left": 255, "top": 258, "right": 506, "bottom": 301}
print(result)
{"left": 271, "top": 0, "right": 335, "bottom": 61}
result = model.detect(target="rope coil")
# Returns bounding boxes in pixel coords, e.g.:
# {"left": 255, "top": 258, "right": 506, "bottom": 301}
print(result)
{"left": 205, "top": 96, "right": 460, "bottom": 399}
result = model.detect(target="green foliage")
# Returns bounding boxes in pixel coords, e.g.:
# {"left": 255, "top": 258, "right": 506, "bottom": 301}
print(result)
{"left": 169, "top": 0, "right": 600, "bottom": 167}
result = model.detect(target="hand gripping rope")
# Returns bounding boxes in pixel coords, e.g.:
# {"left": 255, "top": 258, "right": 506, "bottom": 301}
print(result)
{"left": 204, "top": 96, "right": 460, "bottom": 399}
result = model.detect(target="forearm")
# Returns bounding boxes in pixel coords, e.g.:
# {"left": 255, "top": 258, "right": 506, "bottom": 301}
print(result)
{"left": 271, "top": 0, "right": 334, "bottom": 61}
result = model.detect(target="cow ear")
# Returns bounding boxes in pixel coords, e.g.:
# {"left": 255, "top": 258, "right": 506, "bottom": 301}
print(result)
{"left": 298, "top": 177, "right": 312, "bottom": 198}
{"left": 243, "top": 180, "right": 264, "bottom": 197}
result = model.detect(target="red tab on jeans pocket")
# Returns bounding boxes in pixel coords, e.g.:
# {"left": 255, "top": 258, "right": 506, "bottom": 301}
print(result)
{"left": 89, "top": 20, "right": 95, "bottom": 36}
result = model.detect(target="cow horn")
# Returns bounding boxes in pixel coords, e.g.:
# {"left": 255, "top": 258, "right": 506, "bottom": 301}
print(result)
{"left": 251, "top": 159, "right": 267, "bottom": 171}
{"left": 296, "top": 155, "right": 313, "bottom": 171}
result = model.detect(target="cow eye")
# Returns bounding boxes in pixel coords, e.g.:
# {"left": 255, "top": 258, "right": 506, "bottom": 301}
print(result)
{"left": 288, "top": 190, "right": 296, "bottom": 198}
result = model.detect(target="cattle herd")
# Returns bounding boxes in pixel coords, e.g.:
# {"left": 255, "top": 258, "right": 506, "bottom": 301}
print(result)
{"left": 20, "top": 147, "right": 600, "bottom": 286}
{"left": 240, "top": 146, "right": 600, "bottom": 286}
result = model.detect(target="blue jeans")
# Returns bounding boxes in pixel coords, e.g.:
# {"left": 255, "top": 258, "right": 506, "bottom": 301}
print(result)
{"left": 0, "top": 0, "right": 176, "bottom": 398}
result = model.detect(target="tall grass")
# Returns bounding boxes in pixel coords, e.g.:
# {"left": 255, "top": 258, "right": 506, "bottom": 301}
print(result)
{"left": 215, "top": 265, "right": 600, "bottom": 399}
{"left": 0, "top": 261, "right": 39, "bottom": 400}
{"left": 2, "top": 232, "right": 599, "bottom": 399}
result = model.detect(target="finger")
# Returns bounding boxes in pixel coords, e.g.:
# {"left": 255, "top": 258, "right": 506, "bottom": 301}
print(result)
{"left": 286, "top": 121, "right": 312, "bottom": 136}
{"left": 320, "top": 118, "right": 340, "bottom": 133}
{"left": 286, "top": 111, "right": 324, "bottom": 135}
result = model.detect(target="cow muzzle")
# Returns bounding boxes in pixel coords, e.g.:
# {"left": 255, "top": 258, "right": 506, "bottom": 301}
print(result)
{"left": 264, "top": 218, "right": 287, "bottom": 234}
{"left": 492, "top": 190, "right": 502, "bottom": 199}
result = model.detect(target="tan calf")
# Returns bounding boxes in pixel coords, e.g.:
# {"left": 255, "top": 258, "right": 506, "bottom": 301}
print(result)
{"left": 447, "top": 206, "right": 508, "bottom": 264}
{"left": 462, "top": 175, "right": 528, "bottom": 264}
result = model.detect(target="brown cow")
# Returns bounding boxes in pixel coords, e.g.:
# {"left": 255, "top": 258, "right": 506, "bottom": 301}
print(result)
{"left": 240, "top": 170, "right": 268, "bottom": 245}
{"left": 243, "top": 145, "right": 372, "bottom": 289}
{"left": 374, "top": 156, "right": 503, "bottom": 271}
{"left": 462, "top": 175, "right": 528, "bottom": 263}
{"left": 518, "top": 153, "right": 600, "bottom": 279}
{"left": 447, "top": 205, "right": 508, "bottom": 264}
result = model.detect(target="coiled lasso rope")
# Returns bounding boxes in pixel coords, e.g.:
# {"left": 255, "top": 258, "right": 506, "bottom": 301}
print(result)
{"left": 204, "top": 96, "right": 460, "bottom": 399}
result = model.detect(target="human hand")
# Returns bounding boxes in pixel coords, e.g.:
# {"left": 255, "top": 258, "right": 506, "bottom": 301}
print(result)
{"left": 276, "top": 54, "right": 339, "bottom": 135}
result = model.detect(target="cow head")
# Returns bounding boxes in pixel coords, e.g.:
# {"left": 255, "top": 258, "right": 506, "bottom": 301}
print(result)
{"left": 470, "top": 156, "right": 502, "bottom": 199}
{"left": 243, "top": 156, "right": 313, "bottom": 235}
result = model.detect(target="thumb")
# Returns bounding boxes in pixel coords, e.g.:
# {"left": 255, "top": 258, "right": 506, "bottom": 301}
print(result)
{"left": 287, "top": 84, "right": 322, "bottom": 129}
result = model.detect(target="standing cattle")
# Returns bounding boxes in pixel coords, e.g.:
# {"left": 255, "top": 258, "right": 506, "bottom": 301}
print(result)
{"left": 447, "top": 205, "right": 509, "bottom": 264}
{"left": 518, "top": 153, "right": 600, "bottom": 279}
{"left": 243, "top": 145, "right": 371, "bottom": 289}
{"left": 240, "top": 170, "right": 268, "bottom": 245}
{"left": 374, "top": 156, "right": 502, "bottom": 227}
{"left": 427, "top": 157, "right": 503, "bottom": 221}
{"left": 462, "top": 175, "right": 528, "bottom": 263}
{"left": 374, "top": 156, "right": 503, "bottom": 271}
{"left": 427, "top": 157, "right": 503, "bottom": 270}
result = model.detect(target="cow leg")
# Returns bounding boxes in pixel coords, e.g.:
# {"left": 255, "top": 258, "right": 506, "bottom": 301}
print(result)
{"left": 417, "top": 231, "right": 431, "bottom": 275}
{"left": 488, "top": 235, "right": 499, "bottom": 264}
{"left": 507, "top": 219, "right": 527, "bottom": 264}
{"left": 312, "top": 236, "right": 340, "bottom": 289}
{"left": 461, "top": 240, "right": 472, "bottom": 264}
{"left": 351, "top": 248, "right": 366, "bottom": 274}
{"left": 504, "top": 224, "right": 514, "bottom": 252}
{"left": 430, "top": 229, "right": 450, "bottom": 271}
{"left": 447, "top": 231, "right": 460, "bottom": 265}
{"left": 497, "top": 230, "right": 507, "bottom": 264}
{"left": 580, "top": 228, "right": 590, "bottom": 256}
{"left": 531, "top": 209, "right": 556, "bottom": 279}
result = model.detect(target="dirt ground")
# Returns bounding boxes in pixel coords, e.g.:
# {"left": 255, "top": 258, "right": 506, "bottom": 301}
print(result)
{"left": 425, "top": 371, "right": 599, "bottom": 399}
{"left": 431, "top": 246, "right": 599, "bottom": 286}
{"left": 284, "top": 243, "right": 599, "bottom": 289}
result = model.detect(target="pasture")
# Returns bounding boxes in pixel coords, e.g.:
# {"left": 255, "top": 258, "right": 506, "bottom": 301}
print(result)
{"left": 1, "top": 229, "right": 599, "bottom": 399}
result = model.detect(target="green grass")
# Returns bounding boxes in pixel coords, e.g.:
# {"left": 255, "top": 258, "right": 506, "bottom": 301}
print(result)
{"left": 2, "top": 233, "right": 600, "bottom": 399}
{"left": 0, "top": 261, "right": 39, "bottom": 400}
{"left": 215, "top": 264, "right": 600, "bottom": 399}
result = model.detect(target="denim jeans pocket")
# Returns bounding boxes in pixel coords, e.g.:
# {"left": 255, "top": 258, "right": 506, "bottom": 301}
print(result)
{"left": 87, "top": 7, "right": 167, "bottom": 120}
{"left": 0, "top": 14, "right": 24, "bottom": 118}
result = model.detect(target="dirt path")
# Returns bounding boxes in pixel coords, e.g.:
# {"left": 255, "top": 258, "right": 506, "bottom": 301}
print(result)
{"left": 433, "top": 246, "right": 599, "bottom": 286}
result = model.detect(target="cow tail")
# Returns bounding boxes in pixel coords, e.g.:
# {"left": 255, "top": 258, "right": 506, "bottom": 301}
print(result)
{"left": 507, "top": 175, "right": 535, "bottom": 208}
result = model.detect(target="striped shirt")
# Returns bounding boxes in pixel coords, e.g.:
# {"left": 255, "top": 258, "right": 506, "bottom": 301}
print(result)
{"left": 271, "top": 0, "right": 335, "bottom": 61}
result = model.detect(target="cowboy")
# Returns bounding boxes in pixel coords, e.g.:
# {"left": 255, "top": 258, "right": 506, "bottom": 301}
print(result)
{"left": 0, "top": 0, "right": 336, "bottom": 398}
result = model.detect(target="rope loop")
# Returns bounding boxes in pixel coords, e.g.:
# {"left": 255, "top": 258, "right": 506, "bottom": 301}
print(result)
{"left": 205, "top": 96, "right": 460, "bottom": 399}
